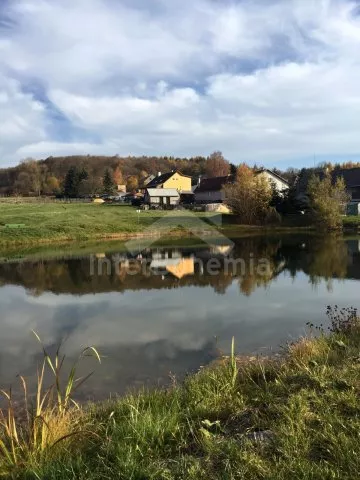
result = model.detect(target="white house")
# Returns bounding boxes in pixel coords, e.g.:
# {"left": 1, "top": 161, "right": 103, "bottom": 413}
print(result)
{"left": 194, "top": 169, "right": 289, "bottom": 204}
{"left": 255, "top": 169, "right": 289, "bottom": 196}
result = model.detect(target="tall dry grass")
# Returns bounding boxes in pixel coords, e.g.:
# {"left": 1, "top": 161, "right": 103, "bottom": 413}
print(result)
{"left": 0, "top": 332, "right": 100, "bottom": 475}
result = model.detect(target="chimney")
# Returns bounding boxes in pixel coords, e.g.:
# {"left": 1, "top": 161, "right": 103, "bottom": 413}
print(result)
{"left": 158, "top": 172, "right": 162, "bottom": 177}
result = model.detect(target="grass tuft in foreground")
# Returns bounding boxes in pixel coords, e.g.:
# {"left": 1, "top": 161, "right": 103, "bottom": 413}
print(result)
{"left": 0, "top": 333, "right": 100, "bottom": 478}
{"left": 3, "top": 308, "right": 360, "bottom": 479}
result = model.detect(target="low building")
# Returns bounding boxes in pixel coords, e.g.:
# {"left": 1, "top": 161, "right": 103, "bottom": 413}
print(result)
{"left": 116, "top": 184, "right": 127, "bottom": 193}
{"left": 145, "top": 188, "right": 180, "bottom": 208}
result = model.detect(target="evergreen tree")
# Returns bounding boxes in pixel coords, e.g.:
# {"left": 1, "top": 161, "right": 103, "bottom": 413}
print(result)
{"left": 103, "top": 168, "right": 116, "bottom": 195}
{"left": 63, "top": 166, "right": 88, "bottom": 197}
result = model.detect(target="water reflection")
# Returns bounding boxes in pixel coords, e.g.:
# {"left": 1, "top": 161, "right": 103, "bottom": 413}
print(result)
{"left": 0, "top": 234, "right": 359, "bottom": 400}
{"left": 0, "top": 235, "right": 354, "bottom": 297}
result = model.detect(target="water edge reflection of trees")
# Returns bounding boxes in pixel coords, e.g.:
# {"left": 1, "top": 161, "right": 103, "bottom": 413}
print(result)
{"left": 0, "top": 235, "right": 357, "bottom": 297}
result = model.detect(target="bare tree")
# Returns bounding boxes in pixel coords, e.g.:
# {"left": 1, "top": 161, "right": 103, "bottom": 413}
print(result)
{"left": 205, "top": 151, "right": 230, "bottom": 178}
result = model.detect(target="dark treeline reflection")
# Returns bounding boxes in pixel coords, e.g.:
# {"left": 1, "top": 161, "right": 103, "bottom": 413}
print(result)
{"left": 0, "top": 235, "right": 357, "bottom": 297}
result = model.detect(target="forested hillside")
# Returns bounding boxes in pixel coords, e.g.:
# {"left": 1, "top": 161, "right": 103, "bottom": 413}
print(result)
{"left": 0, "top": 155, "right": 208, "bottom": 196}
{"left": 1, "top": 152, "right": 359, "bottom": 197}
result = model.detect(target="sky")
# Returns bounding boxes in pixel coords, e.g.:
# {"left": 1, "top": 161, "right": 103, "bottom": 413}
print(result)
{"left": 1, "top": 0, "right": 360, "bottom": 169}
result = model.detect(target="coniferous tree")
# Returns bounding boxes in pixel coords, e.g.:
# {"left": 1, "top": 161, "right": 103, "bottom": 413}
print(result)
{"left": 103, "top": 168, "right": 116, "bottom": 195}
{"left": 63, "top": 166, "right": 88, "bottom": 197}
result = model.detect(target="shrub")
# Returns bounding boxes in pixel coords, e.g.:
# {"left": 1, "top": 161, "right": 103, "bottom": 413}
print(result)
{"left": 307, "top": 172, "right": 349, "bottom": 230}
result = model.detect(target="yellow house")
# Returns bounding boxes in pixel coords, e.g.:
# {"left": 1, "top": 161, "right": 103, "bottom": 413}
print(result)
{"left": 146, "top": 171, "right": 192, "bottom": 192}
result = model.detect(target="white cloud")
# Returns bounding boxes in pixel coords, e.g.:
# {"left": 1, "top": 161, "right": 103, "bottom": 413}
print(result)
{"left": 0, "top": 75, "right": 47, "bottom": 162}
{"left": 1, "top": 0, "right": 360, "bottom": 166}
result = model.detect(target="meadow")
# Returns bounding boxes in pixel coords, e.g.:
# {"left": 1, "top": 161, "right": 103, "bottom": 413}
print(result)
{"left": 1, "top": 307, "right": 360, "bottom": 479}
{"left": 0, "top": 201, "right": 275, "bottom": 248}
{"left": 0, "top": 199, "right": 356, "bottom": 249}
{"left": 0, "top": 202, "right": 186, "bottom": 246}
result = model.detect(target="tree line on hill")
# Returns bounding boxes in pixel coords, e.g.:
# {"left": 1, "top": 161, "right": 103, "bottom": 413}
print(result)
{"left": 0, "top": 151, "right": 304, "bottom": 198}
{"left": 0, "top": 152, "right": 358, "bottom": 230}
{"left": 0, "top": 152, "right": 221, "bottom": 197}
{"left": 1, "top": 152, "right": 358, "bottom": 199}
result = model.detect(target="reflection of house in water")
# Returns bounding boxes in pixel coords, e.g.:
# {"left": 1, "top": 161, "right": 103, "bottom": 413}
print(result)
{"left": 166, "top": 258, "right": 195, "bottom": 279}
{"left": 149, "top": 245, "right": 233, "bottom": 279}
{"left": 149, "top": 250, "right": 195, "bottom": 279}
{"left": 346, "top": 240, "right": 360, "bottom": 279}
{"left": 211, "top": 245, "right": 233, "bottom": 256}
{"left": 0, "top": 239, "right": 292, "bottom": 297}
{"left": 347, "top": 240, "right": 360, "bottom": 255}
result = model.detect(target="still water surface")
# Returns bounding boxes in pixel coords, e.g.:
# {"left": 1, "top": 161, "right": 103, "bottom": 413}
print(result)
{"left": 0, "top": 233, "right": 359, "bottom": 400}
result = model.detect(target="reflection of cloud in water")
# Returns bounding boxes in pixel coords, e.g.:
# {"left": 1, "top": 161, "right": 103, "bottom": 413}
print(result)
{"left": 1, "top": 236, "right": 360, "bottom": 399}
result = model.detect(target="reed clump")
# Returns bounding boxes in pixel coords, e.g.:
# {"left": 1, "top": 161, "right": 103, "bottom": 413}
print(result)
{"left": 0, "top": 332, "right": 100, "bottom": 477}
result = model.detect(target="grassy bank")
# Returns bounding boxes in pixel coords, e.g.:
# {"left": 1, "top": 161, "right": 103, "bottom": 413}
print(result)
{"left": 0, "top": 203, "right": 172, "bottom": 246}
{"left": 343, "top": 216, "right": 360, "bottom": 232}
{"left": 0, "top": 201, "right": 315, "bottom": 248}
{"left": 2, "top": 309, "right": 360, "bottom": 479}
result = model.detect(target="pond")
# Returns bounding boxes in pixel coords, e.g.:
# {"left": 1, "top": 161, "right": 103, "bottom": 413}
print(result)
{"left": 0, "top": 233, "right": 359, "bottom": 401}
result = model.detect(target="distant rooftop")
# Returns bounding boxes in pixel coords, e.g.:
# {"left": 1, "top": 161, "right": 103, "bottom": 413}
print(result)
{"left": 195, "top": 175, "right": 235, "bottom": 192}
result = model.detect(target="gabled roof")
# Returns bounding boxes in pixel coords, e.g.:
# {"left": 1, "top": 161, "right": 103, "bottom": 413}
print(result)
{"left": 256, "top": 169, "right": 290, "bottom": 186}
{"left": 146, "top": 170, "right": 191, "bottom": 188}
{"left": 146, "top": 188, "right": 180, "bottom": 197}
{"left": 143, "top": 174, "right": 156, "bottom": 186}
{"left": 195, "top": 175, "right": 235, "bottom": 192}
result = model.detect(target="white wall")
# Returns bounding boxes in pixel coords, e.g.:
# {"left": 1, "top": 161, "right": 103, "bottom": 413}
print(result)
{"left": 259, "top": 171, "right": 289, "bottom": 196}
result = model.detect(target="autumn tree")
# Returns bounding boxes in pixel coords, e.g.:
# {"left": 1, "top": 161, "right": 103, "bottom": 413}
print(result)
{"left": 205, "top": 151, "right": 230, "bottom": 178}
{"left": 223, "top": 164, "right": 273, "bottom": 224}
{"left": 127, "top": 175, "right": 139, "bottom": 192}
{"left": 113, "top": 165, "right": 123, "bottom": 186}
{"left": 103, "top": 169, "right": 116, "bottom": 195}
{"left": 139, "top": 170, "right": 149, "bottom": 182}
{"left": 43, "top": 176, "right": 60, "bottom": 195}
{"left": 307, "top": 172, "right": 349, "bottom": 230}
{"left": 14, "top": 159, "right": 42, "bottom": 196}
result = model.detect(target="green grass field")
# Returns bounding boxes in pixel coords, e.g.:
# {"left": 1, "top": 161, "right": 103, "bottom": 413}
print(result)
{"left": 0, "top": 203, "right": 197, "bottom": 246}
{"left": 2, "top": 309, "right": 360, "bottom": 479}
{"left": 0, "top": 202, "right": 290, "bottom": 248}
{"left": 0, "top": 200, "right": 346, "bottom": 248}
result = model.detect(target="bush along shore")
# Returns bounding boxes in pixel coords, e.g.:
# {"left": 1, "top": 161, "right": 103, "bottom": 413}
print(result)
{"left": 2, "top": 307, "right": 360, "bottom": 479}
